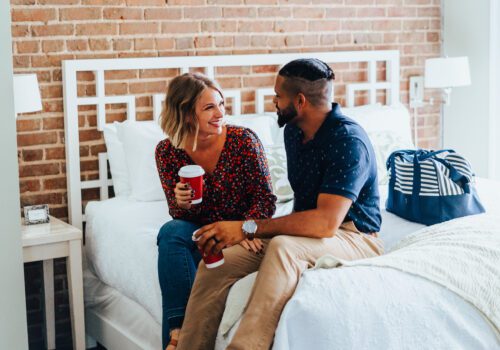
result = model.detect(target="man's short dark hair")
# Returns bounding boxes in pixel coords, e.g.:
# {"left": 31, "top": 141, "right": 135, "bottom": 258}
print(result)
{"left": 278, "top": 58, "right": 335, "bottom": 106}
{"left": 279, "top": 58, "right": 335, "bottom": 82}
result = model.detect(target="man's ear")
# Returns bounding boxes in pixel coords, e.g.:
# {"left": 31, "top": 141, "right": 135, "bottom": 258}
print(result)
{"left": 296, "top": 93, "right": 306, "bottom": 110}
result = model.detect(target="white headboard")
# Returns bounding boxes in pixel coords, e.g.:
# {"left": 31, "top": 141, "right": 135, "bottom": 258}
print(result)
{"left": 62, "top": 50, "right": 400, "bottom": 229}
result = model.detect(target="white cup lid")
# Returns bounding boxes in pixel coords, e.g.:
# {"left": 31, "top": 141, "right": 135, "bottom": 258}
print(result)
{"left": 179, "top": 165, "right": 205, "bottom": 178}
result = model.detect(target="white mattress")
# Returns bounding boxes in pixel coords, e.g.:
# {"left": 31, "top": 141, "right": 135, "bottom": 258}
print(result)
{"left": 84, "top": 178, "right": 500, "bottom": 349}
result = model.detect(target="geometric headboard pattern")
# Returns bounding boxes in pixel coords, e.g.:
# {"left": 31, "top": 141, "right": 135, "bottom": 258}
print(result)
{"left": 62, "top": 50, "right": 400, "bottom": 229}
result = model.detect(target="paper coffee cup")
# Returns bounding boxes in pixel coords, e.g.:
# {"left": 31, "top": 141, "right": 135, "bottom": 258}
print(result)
{"left": 179, "top": 165, "right": 205, "bottom": 204}
{"left": 192, "top": 229, "right": 225, "bottom": 269}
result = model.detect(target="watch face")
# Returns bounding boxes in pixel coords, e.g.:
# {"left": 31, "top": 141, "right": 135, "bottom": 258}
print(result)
{"left": 244, "top": 220, "right": 257, "bottom": 234}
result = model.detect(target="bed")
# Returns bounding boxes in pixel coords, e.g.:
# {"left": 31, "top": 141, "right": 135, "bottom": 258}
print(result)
{"left": 61, "top": 50, "right": 500, "bottom": 349}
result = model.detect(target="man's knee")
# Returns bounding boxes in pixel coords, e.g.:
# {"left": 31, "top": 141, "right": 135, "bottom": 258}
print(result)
{"left": 267, "top": 235, "right": 296, "bottom": 252}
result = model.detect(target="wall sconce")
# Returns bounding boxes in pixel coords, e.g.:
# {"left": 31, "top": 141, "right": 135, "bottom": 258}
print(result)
{"left": 13, "top": 74, "right": 42, "bottom": 118}
{"left": 409, "top": 56, "right": 471, "bottom": 147}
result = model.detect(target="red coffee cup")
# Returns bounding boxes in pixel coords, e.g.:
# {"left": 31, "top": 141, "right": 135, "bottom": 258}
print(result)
{"left": 179, "top": 165, "right": 205, "bottom": 204}
{"left": 192, "top": 229, "right": 225, "bottom": 269}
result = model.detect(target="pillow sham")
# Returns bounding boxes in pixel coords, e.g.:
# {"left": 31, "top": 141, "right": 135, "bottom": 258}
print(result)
{"left": 265, "top": 145, "right": 294, "bottom": 203}
{"left": 225, "top": 113, "right": 282, "bottom": 147}
{"left": 102, "top": 122, "right": 131, "bottom": 197}
{"left": 118, "top": 120, "right": 166, "bottom": 202}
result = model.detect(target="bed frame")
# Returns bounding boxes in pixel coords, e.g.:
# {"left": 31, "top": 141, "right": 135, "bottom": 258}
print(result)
{"left": 62, "top": 50, "right": 400, "bottom": 349}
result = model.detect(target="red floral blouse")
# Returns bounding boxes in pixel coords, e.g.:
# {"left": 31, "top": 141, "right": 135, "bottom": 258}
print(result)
{"left": 155, "top": 126, "right": 277, "bottom": 225}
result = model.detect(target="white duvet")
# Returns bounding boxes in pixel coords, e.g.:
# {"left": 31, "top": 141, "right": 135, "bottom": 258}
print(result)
{"left": 84, "top": 178, "right": 500, "bottom": 349}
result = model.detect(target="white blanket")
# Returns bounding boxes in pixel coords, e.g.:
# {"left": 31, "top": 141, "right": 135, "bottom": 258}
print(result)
{"left": 316, "top": 213, "right": 500, "bottom": 338}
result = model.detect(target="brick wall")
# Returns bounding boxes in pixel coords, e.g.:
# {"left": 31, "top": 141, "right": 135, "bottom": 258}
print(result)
{"left": 11, "top": 0, "right": 441, "bottom": 347}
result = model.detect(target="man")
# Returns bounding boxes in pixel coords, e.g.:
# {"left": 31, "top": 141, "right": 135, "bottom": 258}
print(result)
{"left": 176, "top": 58, "right": 383, "bottom": 350}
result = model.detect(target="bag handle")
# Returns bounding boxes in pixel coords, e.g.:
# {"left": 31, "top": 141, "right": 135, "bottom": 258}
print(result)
{"left": 432, "top": 157, "right": 471, "bottom": 193}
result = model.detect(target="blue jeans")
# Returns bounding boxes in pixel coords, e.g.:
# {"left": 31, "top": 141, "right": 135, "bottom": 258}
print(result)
{"left": 157, "top": 219, "right": 201, "bottom": 349}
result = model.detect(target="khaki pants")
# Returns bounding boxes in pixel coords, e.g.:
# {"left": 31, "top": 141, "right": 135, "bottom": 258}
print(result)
{"left": 177, "top": 222, "right": 383, "bottom": 350}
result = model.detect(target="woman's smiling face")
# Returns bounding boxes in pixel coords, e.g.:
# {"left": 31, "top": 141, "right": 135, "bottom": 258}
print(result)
{"left": 195, "top": 87, "right": 225, "bottom": 137}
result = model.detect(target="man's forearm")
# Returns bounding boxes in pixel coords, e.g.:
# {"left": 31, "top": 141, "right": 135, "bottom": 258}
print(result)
{"left": 255, "top": 209, "right": 341, "bottom": 239}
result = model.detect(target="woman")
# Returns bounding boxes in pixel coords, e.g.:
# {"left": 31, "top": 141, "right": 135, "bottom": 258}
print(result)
{"left": 155, "top": 73, "right": 277, "bottom": 350}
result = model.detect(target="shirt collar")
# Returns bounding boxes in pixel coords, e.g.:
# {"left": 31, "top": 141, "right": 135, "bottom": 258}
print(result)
{"left": 297, "top": 102, "right": 343, "bottom": 149}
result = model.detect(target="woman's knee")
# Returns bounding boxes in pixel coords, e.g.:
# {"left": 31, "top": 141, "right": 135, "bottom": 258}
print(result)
{"left": 157, "top": 219, "right": 199, "bottom": 246}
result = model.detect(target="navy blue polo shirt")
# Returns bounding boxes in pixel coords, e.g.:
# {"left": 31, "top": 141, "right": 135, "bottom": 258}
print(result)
{"left": 284, "top": 103, "right": 381, "bottom": 233}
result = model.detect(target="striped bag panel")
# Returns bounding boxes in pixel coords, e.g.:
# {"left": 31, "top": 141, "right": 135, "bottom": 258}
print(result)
{"left": 391, "top": 151, "right": 474, "bottom": 197}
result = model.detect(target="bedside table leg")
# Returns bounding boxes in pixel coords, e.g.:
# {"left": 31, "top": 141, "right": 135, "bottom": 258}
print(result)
{"left": 43, "top": 259, "right": 56, "bottom": 350}
{"left": 67, "top": 240, "right": 85, "bottom": 350}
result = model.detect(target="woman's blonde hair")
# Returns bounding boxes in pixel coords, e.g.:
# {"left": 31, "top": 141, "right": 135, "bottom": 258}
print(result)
{"left": 160, "top": 72, "right": 223, "bottom": 151}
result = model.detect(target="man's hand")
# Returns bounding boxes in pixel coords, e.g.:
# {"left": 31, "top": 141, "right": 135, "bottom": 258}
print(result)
{"left": 195, "top": 221, "right": 245, "bottom": 255}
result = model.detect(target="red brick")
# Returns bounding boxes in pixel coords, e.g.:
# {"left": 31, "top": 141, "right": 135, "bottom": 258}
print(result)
{"left": 66, "top": 39, "right": 88, "bottom": 51}
{"left": 16, "top": 119, "right": 41, "bottom": 132}
{"left": 105, "top": 82, "right": 128, "bottom": 94}
{"left": 19, "top": 163, "right": 60, "bottom": 177}
{"left": 403, "top": 19, "right": 430, "bottom": 31}
{"left": 42, "top": 117, "right": 64, "bottom": 130}
{"left": 388, "top": 7, "right": 417, "bottom": 17}
{"left": 275, "top": 20, "right": 307, "bottom": 33}
{"left": 45, "top": 147, "right": 65, "bottom": 160}
{"left": 156, "top": 38, "right": 175, "bottom": 50}
{"left": 75, "top": 23, "right": 117, "bottom": 36}
{"left": 90, "top": 144, "right": 107, "bottom": 156}
{"left": 79, "top": 129, "right": 102, "bottom": 142}
{"left": 21, "top": 193, "right": 64, "bottom": 206}
{"left": 20, "top": 179, "right": 41, "bottom": 193}
{"left": 31, "top": 24, "right": 74, "bottom": 37}
{"left": 201, "top": 20, "right": 237, "bottom": 32}
{"left": 89, "top": 39, "right": 111, "bottom": 51}
{"left": 357, "top": 7, "right": 386, "bottom": 17}
{"left": 82, "top": 0, "right": 124, "bottom": 4}
{"left": 258, "top": 7, "right": 292, "bottom": 17}
{"left": 341, "top": 20, "right": 371, "bottom": 31}
{"left": 13, "top": 55, "right": 30, "bottom": 68}
{"left": 40, "top": 84, "right": 63, "bottom": 98}
{"left": 120, "top": 22, "right": 159, "bottom": 35}
{"left": 144, "top": 8, "right": 182, "bottom": 20}
{"left": 113, "top": 39, "right": 133, "bottom": 51}
{"left": 239, "top": 21, "right": 274, "bottom": 32}
{"left": 12, "top": 9, "right": 57, "bottom": 22}
{"left": 292, "top": 7, "right": 325, "bottom": 18}
{"left": 372, "top": 20, "right": 402, "bottom": 31}
{"left": 223, "top": 7, "right": 257, "bottom": 18}
{"left": 162, "top": 21, "right": 199, "bottom": 34}
{"left": 104, "top": 8, "right": 143, "bottom": 20}
{"left": 60, "top": 8, "right": 102, "bottom": 21}
{"left": 309, "top": 20, "right": 341, "bottom": 31}
{"left": 17, "top": 132, "right": 58, "bottom": 147}
{"left": 22, "top": 149, "right": 44, "bottom": 162}
{"left": 11, "top": 25, "right": 30, "bottom": 37}
{"left": 134, "top": 38, "right": 155, "bottom": 50}
{"left": 43, "top": 177, "right": 67, "bottom": 190}
{"left": 126, "top": 0, "right": 165, "bottom": 5}
{"left": 42, "top": 40, "right": 64, "bottom": 53}
{"left": 38, "top": 0, "right": 79, "bottom": 3}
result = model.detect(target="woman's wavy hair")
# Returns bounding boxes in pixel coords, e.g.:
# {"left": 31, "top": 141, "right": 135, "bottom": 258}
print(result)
{"left": 160, "top": 72, "right": 223, "bottom": 151}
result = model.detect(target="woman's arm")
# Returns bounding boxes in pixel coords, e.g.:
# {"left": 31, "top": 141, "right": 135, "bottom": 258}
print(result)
{"left": 155, "top": 140, "right": 201, "bottom": 220}
{"left": 241, "top": 130, "right": 277, "bottom": 220}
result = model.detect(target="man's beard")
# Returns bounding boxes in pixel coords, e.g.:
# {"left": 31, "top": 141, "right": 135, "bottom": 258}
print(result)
{"left": 276, "top": 103, "right": 298, "bottom": 128}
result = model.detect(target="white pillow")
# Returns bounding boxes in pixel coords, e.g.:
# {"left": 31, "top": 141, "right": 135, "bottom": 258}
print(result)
{"left": 343, "top": 103, "right": 414, "bottom": 148}
{"left": 225, "top": 113, "right": 282, "bottom": 147}
{"left": 102, "top": 122, "right": 131, "bottom": 197}
{"left": 118, "top": 120, "right": 166, "bottom": 201}
{"left": 342, "top": 103, "right": 416, "bottom": 185}
{"left": 265, "top": 145, "right": 293, "bottom": 203}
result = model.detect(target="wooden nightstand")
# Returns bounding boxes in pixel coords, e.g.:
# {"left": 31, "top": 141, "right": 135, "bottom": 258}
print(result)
{"left": 22, "top": 216, "right": 85, "bottom": 350}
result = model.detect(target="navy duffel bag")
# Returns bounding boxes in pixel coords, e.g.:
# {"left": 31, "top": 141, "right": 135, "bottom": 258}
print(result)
{"left": 386, "top": 149, "right": 485, "bottom": 225}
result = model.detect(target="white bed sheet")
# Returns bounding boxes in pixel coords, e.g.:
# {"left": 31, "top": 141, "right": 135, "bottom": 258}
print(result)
{"left": 84, "top": 178, "right": 500, "bottom": 349}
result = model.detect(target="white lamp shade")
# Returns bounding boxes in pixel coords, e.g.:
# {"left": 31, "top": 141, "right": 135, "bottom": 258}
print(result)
{"left": 424, "top": 56, "right": 471, "bottom": 88}
{"left": 13, "top": 74, "right": 42, "bottom": 115}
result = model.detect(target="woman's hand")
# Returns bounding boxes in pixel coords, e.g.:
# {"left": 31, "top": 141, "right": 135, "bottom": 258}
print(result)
{"left": 174, "top": 182, "right": 193, "bottom": 209}
{"left": 239, "top": 238, "right": 264, "bottom": 255}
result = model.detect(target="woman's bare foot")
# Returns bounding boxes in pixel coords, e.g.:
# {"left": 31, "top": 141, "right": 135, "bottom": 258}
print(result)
{"left": 166, "top": 328, "right": 180, "bottom": 350}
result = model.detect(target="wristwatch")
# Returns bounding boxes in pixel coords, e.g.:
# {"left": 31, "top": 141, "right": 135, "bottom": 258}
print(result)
{"left": 242, "top": 220, "right": 258, "bottom": 241}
